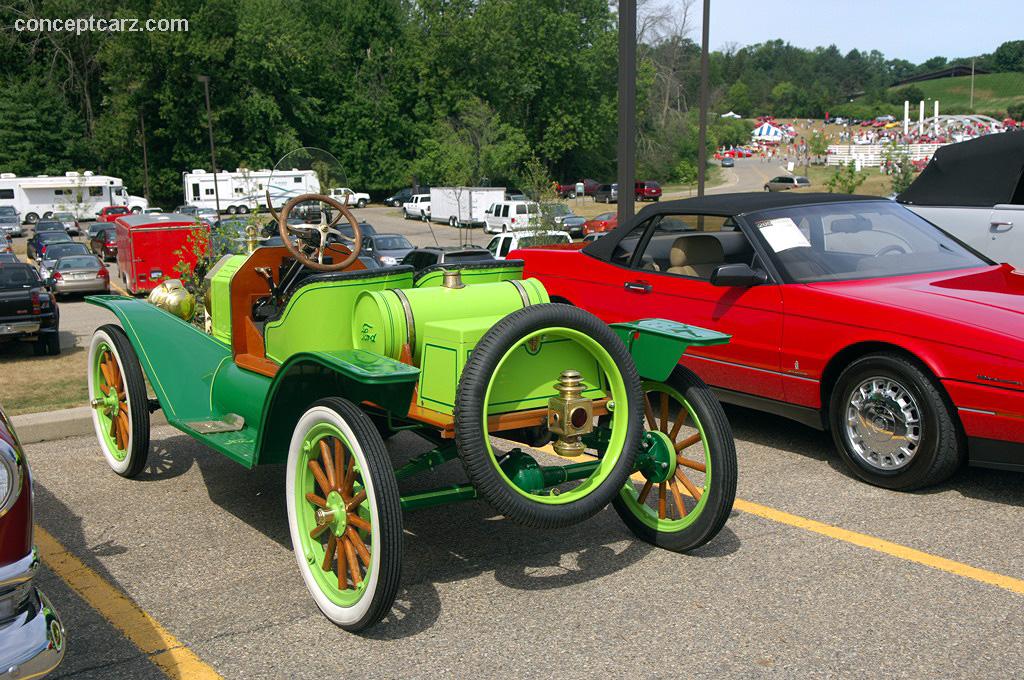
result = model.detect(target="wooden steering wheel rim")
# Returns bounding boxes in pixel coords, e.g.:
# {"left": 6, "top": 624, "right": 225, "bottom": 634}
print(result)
{"left": 277, "top": 193, "right": 362, "bottom": 271}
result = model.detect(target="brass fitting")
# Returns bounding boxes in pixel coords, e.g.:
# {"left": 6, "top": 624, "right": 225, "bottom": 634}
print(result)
{"left": 442, "top": 269, "right": 465, "bottom": 289}
{"left": 547, "top": 369, "right": 593, "bottom": 457}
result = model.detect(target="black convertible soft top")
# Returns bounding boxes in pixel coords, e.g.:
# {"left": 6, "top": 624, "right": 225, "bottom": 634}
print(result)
{"left": 583, "top": 192, "right": 881, "bottom": 262}
{"left": 896, "top": 132, "right": 1024, "bottom": 207}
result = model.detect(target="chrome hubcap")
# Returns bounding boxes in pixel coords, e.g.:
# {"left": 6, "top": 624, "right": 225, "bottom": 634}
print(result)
{"left": 845, "top": 377, "right": 921, "bottom": 471}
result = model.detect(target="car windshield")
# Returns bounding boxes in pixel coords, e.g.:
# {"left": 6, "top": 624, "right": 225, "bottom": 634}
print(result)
{"left": 0, "top": 207, "right": 16, "bottom": 216}
{"left": 374, "top": 236, "right": 411, "bottom": 250}
{"left": 36, "top": 222, "right": 64, "bottom": 231}
{"left": 57, "top": 256, "right": 101, "bottom": 270}
{"left": 745, "top": 201, "right": 989, "bottom": 283}
{"left": 40, "top": 232, "right": 72, "bottom": 242}
{"left": 45, "top": 243, "right": 88, "bottom": 259}
{"left": 0, "top": 265, "right": 40, "bottom": 288}
{"left": 53, "top": 212, "right": 74, "bottom": 220}
{"left": 445, "top": 251, "right": 493, "bottom": 263}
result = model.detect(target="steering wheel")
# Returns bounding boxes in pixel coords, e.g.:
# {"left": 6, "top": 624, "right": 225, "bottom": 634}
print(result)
{"left": 875, "top": 245, "right": 907, "bottom": 257}
{"left": 275, "top": 193, "right": 362, "bottom": 271}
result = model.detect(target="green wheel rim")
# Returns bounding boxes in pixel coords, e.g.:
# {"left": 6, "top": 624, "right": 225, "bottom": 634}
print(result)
{"left": 92, "top": 341, "right": 128, "bottom": 461}
{"left": 482, "top": 327, "right": 630, "bottom": 505}
{"left": 618, "top": 380, "right": 711, "bottom": 532}
{"left": 294, "top": 422, "right": 373, "bottom": 608}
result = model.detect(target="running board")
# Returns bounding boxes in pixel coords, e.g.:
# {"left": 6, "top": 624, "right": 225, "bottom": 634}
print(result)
{"left": 184, "top": 413, "right": 246, "bottom": 434}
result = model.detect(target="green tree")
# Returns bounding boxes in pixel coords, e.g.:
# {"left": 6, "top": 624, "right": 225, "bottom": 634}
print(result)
{"left": 993, "top": 40, "right": 1024, "bottom": 72}
{"left": 808, "top": 133, "right": 829, "bottom": 164}
{"left": 826, "top": 161, "right": 867, "bottom": 194}
{"left": 724, "top": 81, "right": 751, "bottom": 115}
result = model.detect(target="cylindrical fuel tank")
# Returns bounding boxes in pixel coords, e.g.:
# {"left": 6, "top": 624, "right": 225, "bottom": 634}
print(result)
{"left": 352, "top": 278, "right": 549, "bottom": 363}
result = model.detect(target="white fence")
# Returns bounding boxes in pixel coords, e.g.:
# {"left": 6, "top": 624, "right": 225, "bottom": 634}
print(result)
{"left": 826, "top": 143, "right": 943, "bottom": 167}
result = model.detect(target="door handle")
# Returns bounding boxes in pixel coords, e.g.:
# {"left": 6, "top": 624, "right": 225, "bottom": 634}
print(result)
{"left": 624, "top": 280, "right": 652, "bottom": 293}
{"left": 990, "top": 220, "right": 1013, "bottom": 232}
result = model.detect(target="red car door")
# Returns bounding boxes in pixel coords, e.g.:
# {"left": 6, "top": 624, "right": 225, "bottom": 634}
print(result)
{"left": 584, "top": 213, "right": 786, "bottom": 401}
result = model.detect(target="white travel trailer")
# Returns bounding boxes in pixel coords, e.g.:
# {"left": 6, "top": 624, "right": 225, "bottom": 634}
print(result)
{"left": 182, "top": 168, "right": 320, "bottom": 214}
{"left": 428, "top": 186, "right": 506, "bottom": 227}
{"left": 0, "top": 171, "right": 147, "bottom": 224}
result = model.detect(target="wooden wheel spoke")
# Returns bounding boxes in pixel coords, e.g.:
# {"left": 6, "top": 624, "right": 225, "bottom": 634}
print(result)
{"left": 674, "top": 432, "right": 702, "bottom": 452}
{"left": 346, "top": 490, "right": 366, "bottom": 512}
{"left": 658, "top": 482, "right": 667, "bottom": 519}
{"left": 308, "top": 460, "right": 332, "bottom": 495}
{"left": 675, "top": 467, "right": 703, "bottom": 500}
{"left": 305, "top": 493, "right": 327, "bottom": 508}
{"left": 309, "top": 523, "right": 330, "bottom": 539}
{"left": 669, "top": 479, "right": 687, "bottom": 517}
{"left": 344, "top": 537, "right": 361, "bottom": 586}
{"left": 337, "top": 538, "right": 348, "bottom": 589}
{"left": 677, "top": 455, "right": 706, "bottom": 473}
{"left": 99, "top": 383, "right": 110, "bottom": 396}
{"left": 643, "top": 395, "right": 658, "bottom": 431}
{"left": 322, "top": 534, "right": 336, "bottom": 572}
{"left": 345, "top": 527, "right": 371, "bottom": 567}
{"left": 99, "top": 359, "right": 114, "bottom": 388}
{"left": 110, "top": 357, "right": 121, "bottom": 388}
{"left": 333, "top": 440, "right": 344, "bottom": 493}
{"left": 659, "top": 393, "right": 669, "bottom": 434}
{"left": 637, "top": 480, "right": 653, "bottom": 504}
{"left": 343, "top": 453, "right": 355, "bottom": 497}
{"left": 319, "top": 440, "right": 336, "bottom": 490}
{"left": 347, "top": 513, "right": 371, "bottom": 532}
{"left": 668, "top": 405, "right": 687, "bottom": 441}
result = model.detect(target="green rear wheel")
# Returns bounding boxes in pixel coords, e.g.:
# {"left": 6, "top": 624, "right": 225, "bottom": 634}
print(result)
{"left": 612, "top": 365, "right": 736, "bottom": 552}
{"left": 286, "top": 398, "right": 402, "bottom": 631}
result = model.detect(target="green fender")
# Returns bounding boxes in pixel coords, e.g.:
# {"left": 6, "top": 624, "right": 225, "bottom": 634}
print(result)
{"left": 610, "top": 319, "right": 731, "bottom": 382}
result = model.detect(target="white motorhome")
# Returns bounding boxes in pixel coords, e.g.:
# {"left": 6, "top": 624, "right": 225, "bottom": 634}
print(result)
{"left": 429, "top": 186, "right": 506, "bottom": 227}
{"left": 0, "top": 171, "right": 147, "bottom": 224}
{"left": 182, "top": 168, "right": 320, "bottom": 214}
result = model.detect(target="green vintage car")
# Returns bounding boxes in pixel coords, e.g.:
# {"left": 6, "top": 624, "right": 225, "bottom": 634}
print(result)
{"left": 84, "top": 153, "right": 737, "bottom": 631}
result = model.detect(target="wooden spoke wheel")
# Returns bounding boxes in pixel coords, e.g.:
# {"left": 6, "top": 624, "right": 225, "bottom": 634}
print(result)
{"left": 612, "top": 366, "right": 737, "bottom": 552}
{"left": 286, "top": 398, "right": 401, "bottom": 631}
{"left": 88, "top": 325, "right": 150, "bottom": 478}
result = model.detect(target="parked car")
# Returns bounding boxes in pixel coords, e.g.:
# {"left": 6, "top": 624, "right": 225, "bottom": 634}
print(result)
{"left": 486, "top": 230, "right": 572, "bottom": 260}
{"left": 47, "top": 254, "right": 109, "bottom": 297}
{"left": 384, "top": 188, "right": 414, "bottom": 207}
{"left": 636, "top": 181, "right": 662, "bottom": 202}
{"left": 0, "top": 253, "right": 17, "bottom": 264}
{"left": 142, "top": 207, "right": 164, "bottom": 215}
{"left": 361, "top": 233, "right": 414, "bottom": 266}
{"left": 38, "top": 242, "right": 90, "bottom": 280}
{"left": 86, "top": 222, "right": 110, "bottom": 239}
{"left": 327, "top": 187, "right": 370, "bottom": 208}
{"left": 402, "top": 194, "right": 431, "bottom": 220}
{"left": 26, "top": 230, "right": 72, "bottom": 262}
{"left": 721, "top": 157, "right": 735, "bottom": 168}
{"left": 51, "top": 212, "right": 80, "bottom": 236}
{"left": 764, "top": 176, "right": 811, "bottom": 192}
{"left": 0, "top": 263, "right": 60, "bottom": 355}
{"left": 543, "top": 203, "right": 587, "bottom": 236}
{"left": 555, "top": 178, "right": 601, "bottom": 199}
{"left": 484, "top": 200, "right": 540, "bottom": 234}
{"left": 0, "top": 403, "right": 66, "bottom": 675}
{"left": 898, "top": 132, "right": 1024, "bottom": 269}
{"left": 96, "top": 205, "right": 131, "bottom": 223}
{"left": 594, "top": 184, "right": 618, "bottom": 204}
{"left": 174, "top": 205, "right": 199, "bottom": 216}
{"left": 582, "top": 211, "right": 618, "bottom": 236}
{"left": 400, "top": 246, "right": 495, "bottom": 271}
{"left": 515, "top": 191, "right": 1024, "bottom": 490}
{"left": 31, "top": 221, "right": 65, "bottom": 235}
{"left": 89, "top": 227, "right": 118, "bottom": 261}
{"left": 0, "top": 207, "right": 22, "bottom": 237}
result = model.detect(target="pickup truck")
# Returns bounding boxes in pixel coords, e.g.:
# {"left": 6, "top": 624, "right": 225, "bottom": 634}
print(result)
{"left": 327, "top": 187, "right": 370, "bottom": 208}
{"left": 0, "top": 263, "right": 60, "bottom": 355}
{"left": 555, "top": 179, "right": 601, "bottom": 199}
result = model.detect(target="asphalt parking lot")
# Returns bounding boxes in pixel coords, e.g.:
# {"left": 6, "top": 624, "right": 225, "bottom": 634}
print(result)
{"left": 26, "top": 407, "right": 1024, "bottom": 678}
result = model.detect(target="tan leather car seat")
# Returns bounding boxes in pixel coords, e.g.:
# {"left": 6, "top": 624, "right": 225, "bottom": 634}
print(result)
{"left": 667, "top": 235, "right": 724, "bottom": 278}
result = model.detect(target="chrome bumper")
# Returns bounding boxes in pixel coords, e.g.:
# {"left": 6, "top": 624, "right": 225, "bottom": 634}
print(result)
{"left": 0, "top": 552, "right": 65, "bottom": 679}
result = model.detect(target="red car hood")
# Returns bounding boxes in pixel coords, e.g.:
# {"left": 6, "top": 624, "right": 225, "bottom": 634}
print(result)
{"left": 807, "top": 265, "right": 1024, "bottom": 340}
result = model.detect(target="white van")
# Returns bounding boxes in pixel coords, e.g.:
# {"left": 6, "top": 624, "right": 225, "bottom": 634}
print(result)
{"left": 484, "top": 200, "right": 540, "bottom": 234}
{"left": 402, "top": 194, "right": 431, "bottom": 220}
{"left": 486, "top": 230, "right": 572, "bottom": 260}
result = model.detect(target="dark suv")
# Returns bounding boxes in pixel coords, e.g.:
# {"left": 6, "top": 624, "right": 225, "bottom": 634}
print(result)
{"left": 400, "top": 246, "right": 495, "bottom": 272}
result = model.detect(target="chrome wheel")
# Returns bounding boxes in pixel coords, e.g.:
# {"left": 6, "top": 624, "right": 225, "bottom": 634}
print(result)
{"left": 845, "top": 377, "right": 921, "bottom": 471}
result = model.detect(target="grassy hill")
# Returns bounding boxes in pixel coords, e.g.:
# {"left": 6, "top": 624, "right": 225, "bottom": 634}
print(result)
{"left": 894, "top": 72, "right": 1024, "bottom": 117}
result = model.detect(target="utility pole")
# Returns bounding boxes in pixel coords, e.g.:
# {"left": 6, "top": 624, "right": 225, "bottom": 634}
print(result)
{"left": 616, "top": 0, "right": 636, "bottom": 224}
{"left": 969, "top": 58, "right": 975, "bottom": 111}
{"left": 139, "top": 109, "right": 151, "bottom": 204}
{"left": 196, "top": 75, "right": 221, "bottom": 215}
{"left": 696, "top": 0, "right": 711, "bottom": 196}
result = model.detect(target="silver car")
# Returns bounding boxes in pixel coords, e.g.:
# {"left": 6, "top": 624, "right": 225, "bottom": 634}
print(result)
{"left": 764, "top": 175, "right": 811, "bottom": 192}
{"left": 48, "top": 255, "right": 109, "bottom": 296}
{"left": 0, "top": 207, "right": 21, "bottom": 237}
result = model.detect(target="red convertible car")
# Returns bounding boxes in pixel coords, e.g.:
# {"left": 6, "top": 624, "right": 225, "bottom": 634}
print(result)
{"left": 513, "top": 192, "right": 1024, "bottom": 490}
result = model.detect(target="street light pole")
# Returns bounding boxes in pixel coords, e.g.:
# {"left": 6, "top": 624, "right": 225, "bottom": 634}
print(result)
{"left": 196, "top": 75, "right": 221, "bottom": 215}
{"left": 616, "top": 0, "right": 636, "bottom": 224}
{"left": 696, "top": 0, "right": 711, "bottom": 196}
{"left": 139, "top": 109, "right": 151, "bottom": 204}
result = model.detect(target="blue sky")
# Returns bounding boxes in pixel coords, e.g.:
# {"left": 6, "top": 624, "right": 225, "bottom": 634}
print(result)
{"left": 682, "top": 0, "right": 1024, "bottom": 63}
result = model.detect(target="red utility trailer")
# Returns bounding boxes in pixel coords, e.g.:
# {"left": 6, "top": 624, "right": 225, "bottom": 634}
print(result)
{"left": 114, "top": 214, "right": 208, "bottom": 295}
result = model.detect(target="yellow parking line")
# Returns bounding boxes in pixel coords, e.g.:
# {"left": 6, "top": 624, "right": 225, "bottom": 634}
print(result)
{"left": 34, "top": 526, "right": 223, "bottom": 680}
{"left": 109, "top": 279, "right": 130, "bottom": 296}
{"left": 549, "top": 446, "right": 1024, "bottom": 595}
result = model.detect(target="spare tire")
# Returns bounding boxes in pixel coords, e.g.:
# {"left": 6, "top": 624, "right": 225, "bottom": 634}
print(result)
{"left": 454, "top": 303, "right": 643, "bottom": 528}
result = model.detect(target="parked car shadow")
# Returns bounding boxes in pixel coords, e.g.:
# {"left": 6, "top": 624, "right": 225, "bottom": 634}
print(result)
{"left": 169, "top": 428, "right": 741, "bottom": 639}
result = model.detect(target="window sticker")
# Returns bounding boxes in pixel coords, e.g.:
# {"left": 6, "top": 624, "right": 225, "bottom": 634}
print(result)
{"left": 756, "top": 217, "right": 810, "bottom": 252}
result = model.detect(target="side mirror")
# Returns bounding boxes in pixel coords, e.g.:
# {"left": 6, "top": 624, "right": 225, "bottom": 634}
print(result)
{"left": 710, "top": 263, "right": 768, "bottom": 287}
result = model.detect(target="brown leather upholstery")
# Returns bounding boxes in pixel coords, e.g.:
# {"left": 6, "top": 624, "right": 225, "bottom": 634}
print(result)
{"left": 667, "top": 235, "right": 724, "bottom": 278}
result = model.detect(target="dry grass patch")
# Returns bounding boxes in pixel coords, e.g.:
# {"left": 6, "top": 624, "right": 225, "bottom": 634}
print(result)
{"left": 0, "top": 341, "right": 90, "bottom": 415}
